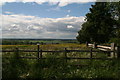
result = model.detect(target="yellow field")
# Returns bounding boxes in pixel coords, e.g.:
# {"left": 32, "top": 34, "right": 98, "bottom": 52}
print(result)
{"left": 1, "top": 43, "right": 87, "bottom": 50}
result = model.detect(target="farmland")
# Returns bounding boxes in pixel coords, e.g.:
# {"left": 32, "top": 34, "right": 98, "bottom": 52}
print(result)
{"left": 1, "top": 39, "right": 78, "bottom": 45}
{"left": 1, "top": 39, "right": 120, "bottom": 79}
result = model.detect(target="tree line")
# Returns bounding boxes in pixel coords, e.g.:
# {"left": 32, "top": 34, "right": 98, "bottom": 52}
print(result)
{"left": 77, "top": 2, "right": 120, "bottom": 45}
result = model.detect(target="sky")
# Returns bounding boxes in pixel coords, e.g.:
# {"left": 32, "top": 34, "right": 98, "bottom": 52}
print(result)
{"left": 1, "top": 1, "right": 95, "bottom": 39}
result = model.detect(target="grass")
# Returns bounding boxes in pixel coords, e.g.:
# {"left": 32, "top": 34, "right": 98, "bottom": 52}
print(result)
{"left": 1, "top": 43, "right": 86, "bottom": 49}
{"left": 2, "top": 43, "right": 120, "bottom": 79}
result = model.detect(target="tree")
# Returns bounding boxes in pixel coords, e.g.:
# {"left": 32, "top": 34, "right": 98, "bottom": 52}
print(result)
{"left": 77, "top": 2, "right": 115, "bottom": 43}
{"left": 109, "top": 2, "right": 120, "bottom": 38}
{"left": 107, "top": 2, "right": 120, "bottom": 45}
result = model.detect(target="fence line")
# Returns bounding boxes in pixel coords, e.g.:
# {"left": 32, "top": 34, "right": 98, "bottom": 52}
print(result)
{"left": 2, "top": 44, "right": 116, "bottom": 60}
{"left": 2, "top": 49, "right": 114, "bottom": 53}
{"left": 86, "top": 42, "right": 120, "bottom": 58}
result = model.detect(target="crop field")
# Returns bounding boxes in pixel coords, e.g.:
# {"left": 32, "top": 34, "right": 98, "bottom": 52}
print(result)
{"left": 1, "top": 39, "right": 78, "bottom": 45}
{"left": 1, "top": 43, "right": 120, "bottom": 79}
{"left": 2, "top": 43, "right": 86, "bottom": 49}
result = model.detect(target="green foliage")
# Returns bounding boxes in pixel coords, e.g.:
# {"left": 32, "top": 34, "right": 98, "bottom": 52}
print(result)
{"left": 2, "top": 51, "right": 29, "bottom": 79}
{"left": 3, "top": 52, "right": 120, "bottom": 79}
{"left": 109, "top": 2, "right": 120, "bottom": 41}
{"left": 77, "top": 2, "right": 119, "bottom": 44}
{"left": 2, "top": 39, "right": 78, "bottom": 45}
{"left": 26, "top": 52, "right": 71, "bottom": 79}
{"left": 109, "top": 38, "right": 120, "bottom": 46}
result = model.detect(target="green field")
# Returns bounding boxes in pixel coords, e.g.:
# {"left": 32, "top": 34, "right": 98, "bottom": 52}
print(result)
{"left": 2, "top": 43, "right": 120, "bottom": 79}
{"left": 1, "top": 39, "right": 78, "bottom": 45}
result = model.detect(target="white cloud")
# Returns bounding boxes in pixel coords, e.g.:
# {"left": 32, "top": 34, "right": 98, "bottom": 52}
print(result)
{"left": 67, "top": 25, "right": 74, "bottom": 29}
{"left": 1, "top": 0, "right": 120, "bottom": 7}
{"left": 1, "top": 13, "right": 85, "bottom": 39}
{"left": 4, "top": 11, "right": 13, "bottom": 14}
{"left": 58, "top": 2, "right": 68, "bottom": 7}
{"left": 66, "top": 15, "right": 70, "bottom": 17}
{"left": 0, "top": 0, "right": 96, "bottom": 7}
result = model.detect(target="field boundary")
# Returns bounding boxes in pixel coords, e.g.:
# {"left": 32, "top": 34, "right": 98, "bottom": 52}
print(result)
{"left": 2, "top": 44, "right": 118, "bottom": 60}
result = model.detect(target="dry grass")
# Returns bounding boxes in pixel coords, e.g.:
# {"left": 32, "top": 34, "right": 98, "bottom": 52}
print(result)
{"left": 1, "top": 43, "right": 87, "bottom": 50}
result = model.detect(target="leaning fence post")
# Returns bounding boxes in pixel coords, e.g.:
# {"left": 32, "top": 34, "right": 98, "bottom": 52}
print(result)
{"left": 64, "top": 48, "right": 67, "bottom": 62}
{"left": 111, "top": 43, "right": 115, "bottom": 58}
{"left": 93, "top": 42, "right": 97, "bottom": 49}
{"left": 37, "top": 43, "right": 40, "bottom": 59}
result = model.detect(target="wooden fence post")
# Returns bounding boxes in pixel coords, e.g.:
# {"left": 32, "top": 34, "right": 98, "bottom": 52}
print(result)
{"left": 86, "top": 42, "right": 88, "bottom": 47}
{"left": 116, "top": 46, "right": 120, "bottom": 58}
{"left": 111, "top": 43, "right": 115, "bottom": 58}
{"left": 37, "top": 43, "right": 40, "bottom": 59}
{"left": 64, "top": 48, "right": 67, "bottom": 62}
{"left": 93, "top": 42, "right": 97, "bottom": 49}
{"left": 40, "top": 49, "right": 42, "bottom": 59}
{"left": 90, "top": 48, "right": 93, "bottom": 59}
{"left": 15, "top": 47, "right": 19, "bottom": 59}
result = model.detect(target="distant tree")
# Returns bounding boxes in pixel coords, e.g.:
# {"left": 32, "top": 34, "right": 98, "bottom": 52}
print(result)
{"left": 77, "top": 2, "right": 115, "bottom": 43}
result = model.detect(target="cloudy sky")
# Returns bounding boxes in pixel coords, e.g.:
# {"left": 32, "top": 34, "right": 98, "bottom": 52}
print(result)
{"left": 1, "top": 0, "right": 95, "bottom": 39}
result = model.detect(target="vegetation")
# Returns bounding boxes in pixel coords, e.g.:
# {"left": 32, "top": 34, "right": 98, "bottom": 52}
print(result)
{"left": 2, "top": 44, "right": 120, "bottom": 79}
{"left": 2, "top": 39, "right": 78, "bottom": 45}
{"left": 77, "top": 2, "right": 120, "bottom": 44}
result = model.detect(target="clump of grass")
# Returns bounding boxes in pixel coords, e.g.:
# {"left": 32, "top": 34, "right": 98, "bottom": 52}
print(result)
{"left": 28, "top": 52, "right": 71, "bottom": 79}
{"left": 2, "top": 49, "right": 29, "bottom": 79}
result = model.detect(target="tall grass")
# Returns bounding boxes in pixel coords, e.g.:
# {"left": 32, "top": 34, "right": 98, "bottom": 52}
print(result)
{"left": 2, "top": 44, "right": 120, "bottom": 79}
{"left": 2, "top": 50, "right": 29, "bottom": 79}
{"left": 2, "top": 53, "right": 120, "bottom": 79}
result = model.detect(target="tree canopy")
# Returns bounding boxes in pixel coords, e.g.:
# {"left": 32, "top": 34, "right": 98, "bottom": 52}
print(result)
{"left": 77, "top": 2, "right": 120, "bottom": 44}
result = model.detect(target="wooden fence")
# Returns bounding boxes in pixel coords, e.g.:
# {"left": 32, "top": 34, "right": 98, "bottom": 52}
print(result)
{"left": 2, "top": 44, "right": 117, "bottom": 60}
{"left": 86, "top": 42, "right": 120, "bottom": 58}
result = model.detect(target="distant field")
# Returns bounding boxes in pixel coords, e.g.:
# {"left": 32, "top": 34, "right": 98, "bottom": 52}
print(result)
{"left": 1, "top": 39, "right": 79, "bottom": 45}
{"left": 1, "top": 43, "right": 87, "bottom": 50}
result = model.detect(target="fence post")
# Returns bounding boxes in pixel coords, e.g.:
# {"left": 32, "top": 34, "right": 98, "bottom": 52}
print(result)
{"left": 64, "top": 48, "right": 67, "bottom": 62}
{"left": 111, "top": 43, "right": 115, "bottom": 58}
{"left": 37, "top": 43, "right": 40, "bottom": 59}
{"left": 90, "top": 48, "right": 93, "bottom": 59}
{"left": 40, "top": 49, "right": 42, "bottom": 59}
{"left": 93, "top": 42, "right": 97, "bottom": 49}
{"left": 86, "top": 42, "right": 88, "bottom": 47}
{"left": 116, "top": 46, "right": 120, "bottom": 58}
{"left": 15, "top": 47, "right": 19, "bottom": 59}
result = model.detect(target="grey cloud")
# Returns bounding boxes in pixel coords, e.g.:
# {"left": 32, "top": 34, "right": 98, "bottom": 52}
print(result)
{"left": 1, "top": 14, "right": 85, "bottom": 39}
